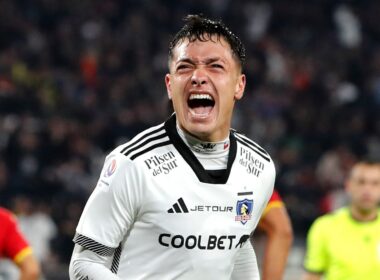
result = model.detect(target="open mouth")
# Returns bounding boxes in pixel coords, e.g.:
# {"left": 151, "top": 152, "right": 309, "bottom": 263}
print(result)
{"left": 187, "top": 93, "right": 215, "bottom": 116}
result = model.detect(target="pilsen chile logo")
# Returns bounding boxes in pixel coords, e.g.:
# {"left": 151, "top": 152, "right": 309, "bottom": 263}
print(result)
{"left": 235, "top": 199, "right": 253, "bottom": 225}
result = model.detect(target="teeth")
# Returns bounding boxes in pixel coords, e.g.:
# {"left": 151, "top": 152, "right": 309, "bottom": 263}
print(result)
{"left": 189, "top": 94, "right": 213, "bottom": 101}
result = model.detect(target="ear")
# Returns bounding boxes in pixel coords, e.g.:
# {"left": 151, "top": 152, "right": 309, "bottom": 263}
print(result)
{"left": 234, "top": 74, "right": 246, "bottom": 100}
{"left": 165, "top": 74, "right": 172, "bottom": 100}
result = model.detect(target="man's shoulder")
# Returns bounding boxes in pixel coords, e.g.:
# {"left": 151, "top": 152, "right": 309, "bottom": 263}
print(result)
{"left": 312, "top": 207, "right": 349, "bottom": 230}
{"left": 0, "top": 207, "right": 13, "bottom": 223}
{"left": 110, "top": 122, "right": 171, "bottom": 161}
{"left": 0, "top": 208, "right": 16, "bottom": 234}
{"left": 232, "top": 130, "right": 272, "bottom": 162}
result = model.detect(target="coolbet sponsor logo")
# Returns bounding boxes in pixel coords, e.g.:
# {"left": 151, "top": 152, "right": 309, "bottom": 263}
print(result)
{"left": 144, "top": 151, "right": 178, "bottom": 176}
{"left": 158, "top": 234, "right": 250, "bottom": 250}
{"left": 239, "top": 147, "right": 265, "bottom": 177}
{"left": 235, "top": 199, "right": 253, "bottom": 225}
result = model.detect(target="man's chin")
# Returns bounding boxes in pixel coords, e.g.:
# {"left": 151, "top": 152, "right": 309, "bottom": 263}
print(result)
{"left": 357, "top": 204, "right": 377, "bottom": 214}
{"left": 183, "top": 122, "right": 217, "bottom": 140}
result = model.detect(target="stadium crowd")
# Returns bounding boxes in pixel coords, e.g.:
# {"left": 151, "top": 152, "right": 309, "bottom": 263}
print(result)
{"left": 0, "top": 0, "right": 379, "bottom": 278}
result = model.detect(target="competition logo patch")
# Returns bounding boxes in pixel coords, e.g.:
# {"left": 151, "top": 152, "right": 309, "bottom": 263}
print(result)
{"left": 104, "top": 157, "right": 117, "bottom": 178}
{"left": 224, "top": 141, "right": 229, "bottom": 150}
{"left": 235, "top": 199, "right": 253, "bottom": 225}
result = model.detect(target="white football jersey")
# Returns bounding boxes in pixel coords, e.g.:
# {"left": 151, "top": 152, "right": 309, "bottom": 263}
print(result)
{"left": 74, "top": 114, "right": 275, "bottom": 279}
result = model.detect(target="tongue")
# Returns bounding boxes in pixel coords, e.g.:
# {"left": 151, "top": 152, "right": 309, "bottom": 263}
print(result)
{"left": 192, "top": 105, "right": 213, "bottom": 115}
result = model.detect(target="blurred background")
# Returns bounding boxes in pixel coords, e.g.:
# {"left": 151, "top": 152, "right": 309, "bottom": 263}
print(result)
{"left": 0, "top": 0, "right": 379, "bottom": 279}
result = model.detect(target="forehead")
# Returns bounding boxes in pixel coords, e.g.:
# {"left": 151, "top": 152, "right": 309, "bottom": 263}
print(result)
{"left": 350, "top": 164, "right": 380, "bottom": 181}
{"left": 171, "top": 36, "right": 235, "bottom": 63}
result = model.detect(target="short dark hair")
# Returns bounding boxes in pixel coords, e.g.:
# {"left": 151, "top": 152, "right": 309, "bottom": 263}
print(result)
{"left": 168, "top": 14, "right": 246, "bottom": 70}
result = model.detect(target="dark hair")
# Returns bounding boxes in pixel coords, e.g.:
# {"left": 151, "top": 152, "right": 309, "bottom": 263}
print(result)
{"left": 168, "top": 14, "right": 246, "bottom": 70}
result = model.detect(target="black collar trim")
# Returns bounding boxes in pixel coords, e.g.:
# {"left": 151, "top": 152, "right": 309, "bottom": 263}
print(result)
{"left": 164, "top": 115, "right": 237, "bottom": 184}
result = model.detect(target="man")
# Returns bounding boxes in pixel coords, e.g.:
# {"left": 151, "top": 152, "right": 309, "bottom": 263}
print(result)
{"left": 69, "top": 14, "right": 275, "bottom": 279}
{"left": 257, "top": 190, "right": 293, "bottom": 280}
{"left": 304, "top": 160, "right": 380, "bottom": 280}
{"left": 0, "top": 207, "right": 40, "bottom": 280}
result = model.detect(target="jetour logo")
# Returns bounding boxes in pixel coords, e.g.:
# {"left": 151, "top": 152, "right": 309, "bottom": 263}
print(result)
{"left": 235, "top": 199, "right": 253, "bottom": 225}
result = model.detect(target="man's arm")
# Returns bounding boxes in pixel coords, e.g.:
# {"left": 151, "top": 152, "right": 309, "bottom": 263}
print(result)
{"left": 17, "top": 253, "right": 40, "bottom": 280}
{"left": 69, "top": 244, "right": 121, "bottom": 280}
{"left": 1, "top": 208, "right": 40, "bottom": 280}
{"left": 303, "top": 272, "right": 322, "bottom": 280}
{"left": 257, "top": 205, "right": 293, "bottom": 280}
{"left": 70, "top": 152, "right": 140, "bottom": 279}
{"left": 303, "top": 216, "right": 328, "bottom": 280}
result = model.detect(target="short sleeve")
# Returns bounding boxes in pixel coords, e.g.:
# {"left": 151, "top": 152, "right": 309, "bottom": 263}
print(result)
{"left": 304, "top": 217, "right": 329, "bottom": 273}
{"left": 1, "top": 210, "right": 32, "bottom": 263}
{"left": 75, "top": 152, "right": 142, "bottom": 255}
{"left": 262, "top": 189, "right": 284, "bottom": 217}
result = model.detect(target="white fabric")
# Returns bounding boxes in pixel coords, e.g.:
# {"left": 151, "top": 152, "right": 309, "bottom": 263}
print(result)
{"left": 70, "top": 120, "right": 275, "bottom": 279}
{"left": 177, "top": 124, "right": 229, "bottom": 170}
{"left": 231, "top": 240, "right": 260, "bottom": 280}
{"left": 70, "top": 244, "right": 120, "bottom": 280}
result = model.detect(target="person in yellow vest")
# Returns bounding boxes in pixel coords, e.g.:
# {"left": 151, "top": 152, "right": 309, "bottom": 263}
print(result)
{"left": 304, "top": 160, "right": 380, "bottom": 280}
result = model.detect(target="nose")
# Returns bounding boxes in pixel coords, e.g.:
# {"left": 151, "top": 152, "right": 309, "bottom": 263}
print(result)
{"left": 191, "top": 68, "right": 208, "bottom": 86}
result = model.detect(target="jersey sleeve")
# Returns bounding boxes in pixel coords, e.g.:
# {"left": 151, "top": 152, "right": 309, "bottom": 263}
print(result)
{"left": 0, "top": 209, "right": 32, "bottom": 264}
{"left": 262, "top": 189, "right": 284, "bottom": 217}
{"left": 304, "top": 216, "right": 329, "bottom": 273}
{"left": 74, "top": 152, "right": 142, "bottom": 255}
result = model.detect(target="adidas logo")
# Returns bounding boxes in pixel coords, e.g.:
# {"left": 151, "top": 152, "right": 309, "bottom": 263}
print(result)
{"left": 167, "top": 197, "right": 189, "bottom": 213}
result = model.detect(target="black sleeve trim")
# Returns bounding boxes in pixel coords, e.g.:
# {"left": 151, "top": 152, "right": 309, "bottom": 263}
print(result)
{"left": 73, "top": 233, "right": 116, "bottom": 256}
{"left": 110, "top": 243, "right": 122, "bottom": 274}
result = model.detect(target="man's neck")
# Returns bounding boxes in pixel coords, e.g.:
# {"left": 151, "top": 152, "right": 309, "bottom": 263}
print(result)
{"left": 350, "top": 205, "right": 378, "bottom": 222}
{"left": 176, "top": 123, "right": 230, "bottom": 154}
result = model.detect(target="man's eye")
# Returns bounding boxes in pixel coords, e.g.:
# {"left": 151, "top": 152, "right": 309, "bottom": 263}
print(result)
{"left": 177, "top": 65, "right": 190, "bottom": 71}
{"left": 211, "top": 64, "right": 223, "bottom": 69}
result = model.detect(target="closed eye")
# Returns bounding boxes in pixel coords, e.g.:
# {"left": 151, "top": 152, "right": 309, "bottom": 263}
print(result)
{"left": 176, "top": 64, "right": 192, "bottom": 72}
{"left": 211, "top": 64, "right": 223, "bottom": 68}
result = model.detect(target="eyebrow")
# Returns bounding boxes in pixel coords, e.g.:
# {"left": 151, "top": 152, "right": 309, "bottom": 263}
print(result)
{"left": 176, "top": 57, "right": 226, "bottom": 65}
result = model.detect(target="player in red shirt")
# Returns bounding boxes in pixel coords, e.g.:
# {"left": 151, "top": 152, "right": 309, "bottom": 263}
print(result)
{"left": 256, "top": 190, "right": 293, "bottom": 280}
{"left": 0, "top": 207, "right": 40, "bottom": 279}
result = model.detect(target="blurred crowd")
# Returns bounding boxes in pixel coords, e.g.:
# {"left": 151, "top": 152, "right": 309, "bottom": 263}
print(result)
{"left": 1, "top": 0, "right": 380, "bottom": 278}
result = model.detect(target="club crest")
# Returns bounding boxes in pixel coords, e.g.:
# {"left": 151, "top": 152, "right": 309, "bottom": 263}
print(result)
{"left": 235, "top": 199, "right": 253, "bottom": 225}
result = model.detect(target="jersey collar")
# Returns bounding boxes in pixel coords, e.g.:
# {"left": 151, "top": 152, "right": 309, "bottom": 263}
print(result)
{"left": 176, "top": 124, "right": 230, "bottom": 154}
{"left": 164, "top": 114, "right": 237, "bottom": 184}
